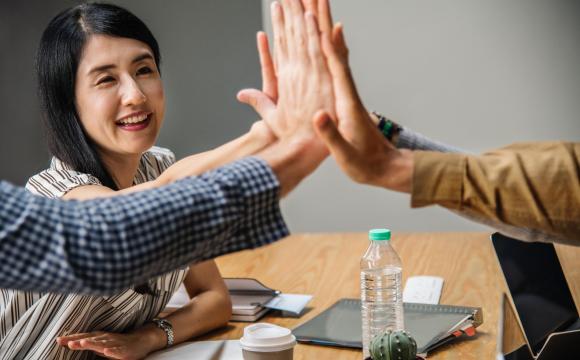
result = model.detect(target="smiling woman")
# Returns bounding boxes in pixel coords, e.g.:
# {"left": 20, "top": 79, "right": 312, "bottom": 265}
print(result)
{"left": 0, "top": 3, "right": 286, "bottom": 359}
{"left": 73, "top": 34, "right": 165, "bottom": 189}
{"left": 35, "top": 3, "right": 165, "bottom": 190}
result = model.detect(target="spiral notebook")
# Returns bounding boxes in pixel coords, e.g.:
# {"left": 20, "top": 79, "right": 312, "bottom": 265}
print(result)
{"left": 292, "top": 298, "right": 482, "bottom": 355}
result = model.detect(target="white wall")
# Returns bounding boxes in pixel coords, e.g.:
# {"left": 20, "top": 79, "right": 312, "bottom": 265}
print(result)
{"left": 263, "top": 0, "right": 580, "bottom": 233}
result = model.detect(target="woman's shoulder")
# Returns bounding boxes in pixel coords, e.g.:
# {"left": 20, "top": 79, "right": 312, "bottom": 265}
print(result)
{"left": 25, "top": 157, "right": 101, "bottom": 198}
{"left": 146, "top": 146, "right": 176, "bottom": 163}
{"left": 140, "top": 146, "right": 176, "bottom": 175}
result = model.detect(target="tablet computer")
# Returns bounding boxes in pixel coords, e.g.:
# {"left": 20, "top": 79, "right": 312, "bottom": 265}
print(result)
{"left": 292, "top": 298, "right": 481, "bottom": 354}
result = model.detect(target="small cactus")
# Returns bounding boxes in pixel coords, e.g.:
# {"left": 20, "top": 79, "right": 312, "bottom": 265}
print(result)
{"left": 369, "top": 329, "right": 417, "bottom": 360}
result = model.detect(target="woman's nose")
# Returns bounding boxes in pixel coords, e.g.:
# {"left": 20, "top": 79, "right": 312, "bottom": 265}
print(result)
{"left": 121, "top": 78, "right": 147, "bottom": 106}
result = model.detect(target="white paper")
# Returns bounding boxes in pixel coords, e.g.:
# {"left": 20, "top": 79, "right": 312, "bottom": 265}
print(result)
{"left": 146, "top": 340, "right": 243, "bottom": 360}
{"left": 403, "top": 276, "right": 444, "bottom": 305}
{"left": 264, "top": 293, "right": 312, "bottom": 316}
{"left": 165, "top": 284, "right": 189, "bottom": 310}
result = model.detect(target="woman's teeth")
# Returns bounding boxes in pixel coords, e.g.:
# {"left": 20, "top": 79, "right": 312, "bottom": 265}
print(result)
{"left": 117, "top": 114, "right": 148, "bottom": 125}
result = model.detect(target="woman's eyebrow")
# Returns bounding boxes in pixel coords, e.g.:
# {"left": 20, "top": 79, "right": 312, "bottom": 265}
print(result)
{"left": 132, "top": 53, "right": 154, "bottom": 64}
{"left": 86, "top": 53, "right": 154, "bottom": 75}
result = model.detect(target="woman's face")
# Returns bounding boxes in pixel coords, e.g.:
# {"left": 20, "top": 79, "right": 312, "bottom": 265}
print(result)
{"left": 75, "top": 34, "right": 164, "bottom": 158}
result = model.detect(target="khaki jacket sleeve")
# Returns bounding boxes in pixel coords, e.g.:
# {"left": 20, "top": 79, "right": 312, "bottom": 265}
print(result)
{"left": 411, "top": 142, "right": 580, "bottom": 242}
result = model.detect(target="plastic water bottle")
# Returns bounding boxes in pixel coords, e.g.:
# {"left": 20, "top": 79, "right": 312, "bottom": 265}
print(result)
{"left": 360, "top": 229, "right": 404, "bottom": 359}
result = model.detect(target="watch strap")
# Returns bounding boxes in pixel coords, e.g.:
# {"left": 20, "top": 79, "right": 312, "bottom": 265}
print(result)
{"left": 152, "top": 318, "right": 174, "bottom": 347}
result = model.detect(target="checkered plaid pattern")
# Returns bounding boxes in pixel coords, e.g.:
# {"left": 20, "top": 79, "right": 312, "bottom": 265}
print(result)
{"left": 0, "top": 157, "right": 288, "bottom": 294}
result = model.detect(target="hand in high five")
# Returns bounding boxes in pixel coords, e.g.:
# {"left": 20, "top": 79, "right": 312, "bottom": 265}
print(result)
{"left": 272, "top": 0, "right": 336, "bottom": 140}
{"left": 238, "top": 0, "right": 335, "bottom": 138}
{"left": 238, "top": 0, "right": 367, "bottom": 140}
{"left": 239, "top": 0, "right": 413, "bottom": 192}
{"left": 313, "top": 20, "right": 414, "bottom": 193}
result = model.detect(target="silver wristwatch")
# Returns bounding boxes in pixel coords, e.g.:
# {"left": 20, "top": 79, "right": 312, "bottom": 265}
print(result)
{"left": 152, "top": 318, "right": 174, "bottom": 347}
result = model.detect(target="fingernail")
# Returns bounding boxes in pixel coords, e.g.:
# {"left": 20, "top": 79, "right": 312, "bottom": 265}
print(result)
{"left": 317, "top": 114, "right": 329, "bottom": 127}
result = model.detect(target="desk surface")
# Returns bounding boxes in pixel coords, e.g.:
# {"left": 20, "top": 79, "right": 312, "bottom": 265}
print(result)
{"left": 203, "top": 233, "right": 580, "bottom": 360}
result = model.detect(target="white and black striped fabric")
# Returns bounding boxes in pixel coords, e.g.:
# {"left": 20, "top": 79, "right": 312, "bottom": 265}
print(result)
{"left": 0, "top": 147, "right": 188, "bottom": 359}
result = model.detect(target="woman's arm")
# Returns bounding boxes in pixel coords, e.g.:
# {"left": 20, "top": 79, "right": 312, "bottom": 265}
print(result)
{"left": 64, "top": 121, "right": 276, "bottom": 200}
{"left": 155, "top": 121, "right": 275, "bottom": 186}
{"left": 136, "top": 261, "right": 232, "bottom": 353}
{"left": 58, "top": 260, "right": 232, "bottom": 358}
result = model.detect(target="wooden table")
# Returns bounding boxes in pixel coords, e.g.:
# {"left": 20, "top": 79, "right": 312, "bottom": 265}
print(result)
{"left": 201, "top": 233, "right": 580, "bottom": 359}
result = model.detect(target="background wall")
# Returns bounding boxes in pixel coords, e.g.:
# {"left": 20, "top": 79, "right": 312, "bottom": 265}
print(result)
{"left": 263, "top": 0, "right": 580, "bottom": 232}
{"left": 1, "top": 1, "right": 579, "bottom": 233}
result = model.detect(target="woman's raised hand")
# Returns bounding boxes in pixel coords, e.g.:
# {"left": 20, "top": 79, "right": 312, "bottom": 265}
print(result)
{"left": 239, "top": 0, "right": 335, "bottom": 139}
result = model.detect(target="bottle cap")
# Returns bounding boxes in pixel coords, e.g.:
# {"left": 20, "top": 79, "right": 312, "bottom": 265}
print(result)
{"left": 369, "top": 228, "right": 391, "bottom": 241}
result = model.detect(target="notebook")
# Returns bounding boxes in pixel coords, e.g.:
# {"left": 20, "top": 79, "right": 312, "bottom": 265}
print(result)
{"left": 292, "top": 298, "right": 482, "bottom": 355}
{"left": 226, "top": 278, "right": 279, "bottom": 320}
{"left": 165, "top": 278, "right": 312, "bottom": 322}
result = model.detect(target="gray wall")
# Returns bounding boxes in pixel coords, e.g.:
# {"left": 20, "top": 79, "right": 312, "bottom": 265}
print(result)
{"left": 0, "top": 0, "right": 263, "bottom": 184}
{"left": 263, "top": 0, "right": 580, "bottom": 232}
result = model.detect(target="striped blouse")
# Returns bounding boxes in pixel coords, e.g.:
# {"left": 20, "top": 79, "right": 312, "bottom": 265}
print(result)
{"left": 0, "top": 147, "right": 188, "bottom": 360}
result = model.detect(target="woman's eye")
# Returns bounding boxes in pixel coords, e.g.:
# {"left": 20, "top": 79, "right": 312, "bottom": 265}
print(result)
{"left": 137, "top": 66, "right": 153, "bottom": 75}
{"left": 96, "top": 76, "right": 115, "bottom": 85}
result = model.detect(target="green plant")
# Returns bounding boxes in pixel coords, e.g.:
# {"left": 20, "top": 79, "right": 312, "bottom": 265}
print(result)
{"left": 369, "top": 330, "right": 417, "bottom": 360}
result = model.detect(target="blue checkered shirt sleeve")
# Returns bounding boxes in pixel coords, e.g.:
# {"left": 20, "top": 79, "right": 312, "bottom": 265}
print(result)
{"left": 0, "top": 157, "right": 288, "bottom": 294}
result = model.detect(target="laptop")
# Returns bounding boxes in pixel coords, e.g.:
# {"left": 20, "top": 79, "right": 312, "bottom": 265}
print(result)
{"left": 492, "top": 233, "right": 580, "bottom": 359}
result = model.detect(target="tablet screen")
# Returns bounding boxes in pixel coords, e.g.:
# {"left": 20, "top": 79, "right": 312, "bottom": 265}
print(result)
{"left": 492, "top": 233, "right": 579, "bottom": 355}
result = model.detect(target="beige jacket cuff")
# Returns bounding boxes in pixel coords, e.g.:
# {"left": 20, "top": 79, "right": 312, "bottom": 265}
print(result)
{"left": 411, "top": 151, "right": 466, "bottom": 209}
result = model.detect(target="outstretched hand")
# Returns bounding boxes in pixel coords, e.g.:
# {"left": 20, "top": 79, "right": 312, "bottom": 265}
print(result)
{"left": 313, "top": 19, "right": 414, "bottom": 193}
{"left": 239, "top": 0, "right": 414, "bottom": 192}
{"left": 57, "top": 329, "right": 158, "bottom": 360}
{"left": 237, "top": 0, "right": 336, "bottom": 139}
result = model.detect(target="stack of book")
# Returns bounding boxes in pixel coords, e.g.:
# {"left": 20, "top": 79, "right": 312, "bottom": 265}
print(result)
{"left": 165, "top": 278, "right": 312, "bottom": 322}
{"left": 226, "top": 278, "right": 280, "bottom": 322}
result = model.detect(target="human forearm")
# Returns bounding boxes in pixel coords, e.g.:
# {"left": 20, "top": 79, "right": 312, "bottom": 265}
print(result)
{"left": 0, "top": 158, "right": 288, "bottom": 294}
{"left": 369, "top": 112, "right": 464, "bottom": 153}
{"left": 258, "top": 134, "right": 328, "bottom": 197}
{"left": 171, "top": 289, "right": 232, "bottom": 340}
{"left": 411, "top": 142, "right": 580, "bottom": 243}
{"left": 157, "top": 122, "right": 275, "bottom": 185}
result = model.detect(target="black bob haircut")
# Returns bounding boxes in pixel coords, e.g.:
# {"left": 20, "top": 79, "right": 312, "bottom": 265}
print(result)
{"left": 36, "top": 3, "right": 161, "bottom": 189}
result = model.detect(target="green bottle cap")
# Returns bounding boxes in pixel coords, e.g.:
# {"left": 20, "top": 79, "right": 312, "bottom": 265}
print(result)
{"left": 369, "top": 228, "right": 391, "bottom": 241}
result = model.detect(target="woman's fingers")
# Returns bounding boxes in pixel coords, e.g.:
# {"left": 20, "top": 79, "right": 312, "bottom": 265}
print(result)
{"left": 281, "top": 0, "right": 308, "bottom": 62}
{"left": 257, "top": 31, "right": 278, "bottom": 100}
{"left": 104, "top": 346, "right": 127, "bottom": 359}
{"left": 271, "top": 1, "right": 287, "bottom": 66}
{"left": 56, "top": 332, "right": 103, "bottom": 346}
{"left": 236, "top": 88, "right": 277, "bottom": 119}
{"left": 72, "top": 336, "right": 121, "bottom": 352}
{"left": 305, "top": 12, "right": 324, "bottom": 70}
{"left": 280, "top": 0, "right": 295, "bottom": 60}
{"left": 318, "top": 0, "right": 334, "bottom": 34}
{"left": 301, "top": 0, "right": 316, "bottom": 14}
{"left": 290, "top": 0, "right": 308, "bottom": 61}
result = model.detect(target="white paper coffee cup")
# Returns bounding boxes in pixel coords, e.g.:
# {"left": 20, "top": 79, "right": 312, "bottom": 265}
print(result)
{"left": 239, "top": 323, "right": 296, "bottom": 360}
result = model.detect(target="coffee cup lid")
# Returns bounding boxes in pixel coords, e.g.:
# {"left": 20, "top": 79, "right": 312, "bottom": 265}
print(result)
{"left": 239, "top": 323, "right": 297, "bottom": 352}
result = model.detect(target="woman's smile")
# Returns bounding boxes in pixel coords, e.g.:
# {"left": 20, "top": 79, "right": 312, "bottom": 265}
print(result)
{"left": 116, "top": 111, "right": 153, "bottom": 131}
{"left": 75, "top": 34, "right": 165, "bottom": 157}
